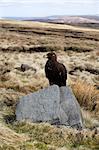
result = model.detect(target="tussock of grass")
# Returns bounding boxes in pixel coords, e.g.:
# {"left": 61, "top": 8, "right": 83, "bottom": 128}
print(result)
{"left": 8, "top": 122, "right": 99, "bottom": 150}
{"left": 71, "top": 80, "right": 99, "bottom": 114}
{"left": 0, "top": 81, "right": 40, "bottom": 94}
{"left": 1, "top": 121, "right": 99, "bottom": 150}
{"left": 0, "top": 123, "right": 28, "bottom": 147}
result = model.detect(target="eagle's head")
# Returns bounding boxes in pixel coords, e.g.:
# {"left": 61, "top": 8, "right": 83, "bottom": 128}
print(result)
{"left": 47, "top": 52, "right": 57, "bottom": 61}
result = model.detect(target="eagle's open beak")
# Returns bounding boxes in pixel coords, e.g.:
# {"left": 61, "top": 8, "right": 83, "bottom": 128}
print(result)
{"left": 43, "top": 55, "right": 48, "bottom": 58}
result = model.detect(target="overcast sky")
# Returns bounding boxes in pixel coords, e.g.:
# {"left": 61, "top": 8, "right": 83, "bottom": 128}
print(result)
{"left": 0, "top": 0, "right": 99, "bottom": 17}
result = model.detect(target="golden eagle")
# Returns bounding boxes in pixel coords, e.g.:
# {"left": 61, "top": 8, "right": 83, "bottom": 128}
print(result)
{"left": 45, "top": 52, "right": 67, "bottom": 87}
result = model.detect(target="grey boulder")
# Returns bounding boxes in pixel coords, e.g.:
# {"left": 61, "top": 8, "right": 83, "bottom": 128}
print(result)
{"left": 16, "top": 85, "right": 83, "bottom": 129}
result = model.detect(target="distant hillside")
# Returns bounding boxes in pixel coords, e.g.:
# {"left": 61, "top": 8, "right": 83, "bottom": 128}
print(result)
{"left": 2, "top": 16, "right": 99, "bottom": 29}
{"left": 82, "top": 15, "right": 99, "bottom": 21}
{"left": 47, "top": 16, "right": 99, "bottom": 29}
{"left": 2, "top": 15, "right": 99, "bottom": 23}
{"left": 48, "top": 16, "right": 99, "bottom": 24}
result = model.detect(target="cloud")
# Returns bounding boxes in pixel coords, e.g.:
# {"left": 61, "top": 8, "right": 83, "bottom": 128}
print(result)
{"left": 0, "top": 0, "right": 97, "bottom": 4}
{"left": 0, "top": 0, "right": 98, "bottom": 7}
{"left": 0, "top": 0, "right": 57, "bottom": 7}
{"left": 0, "top": 0, "right": 98, "bottom": 17}
{"left": 0, "top": 0, "right": 61, "bottom": 7}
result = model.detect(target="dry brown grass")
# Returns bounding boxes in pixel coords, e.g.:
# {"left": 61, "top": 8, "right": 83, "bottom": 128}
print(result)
{"left": 0, "top": 81, "right": 40, "bottom": 94}
{"left": 1, "top": 20, "right": 99, "bottom": 32}
{"left": 71, "top": 80, "right": 99, "bottom": 114}
{"left": 0, "top": 20, "right": 99, "bottom": 150}
{"left": 96, "top": 51, "right": 99, "bottom": 56}
{"left": 0, "top": 123, "right": 28, "bottom": 149}
{"left": 0, "top": 20, "right": 99, "bottom": 53}
{"left": 9, "top": 122, "right": 99, "bottom": 150}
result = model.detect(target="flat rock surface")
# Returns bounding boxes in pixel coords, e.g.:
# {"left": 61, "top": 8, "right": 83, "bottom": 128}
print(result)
{"left": 16, "top": 85, "right": 83, "bottom": 129}
{"left": 59, "top": 86, "right": 83, "bottom": 128}
{"left": 16, "top": 85, "right": 60, "bottom": 123}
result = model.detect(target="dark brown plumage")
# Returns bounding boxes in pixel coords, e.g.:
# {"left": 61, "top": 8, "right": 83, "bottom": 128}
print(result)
{"left": 45, "top": 52, "right": 67, "bottom": 87}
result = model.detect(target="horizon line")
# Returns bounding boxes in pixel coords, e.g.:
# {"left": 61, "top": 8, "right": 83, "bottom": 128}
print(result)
{"left": 1, "top": 14, "right": 99, "bottom": 18}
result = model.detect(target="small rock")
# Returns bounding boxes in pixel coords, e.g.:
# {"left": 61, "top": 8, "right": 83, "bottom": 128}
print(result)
{"left": 15, "top": 64, "right": 36, "bottom": 73}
